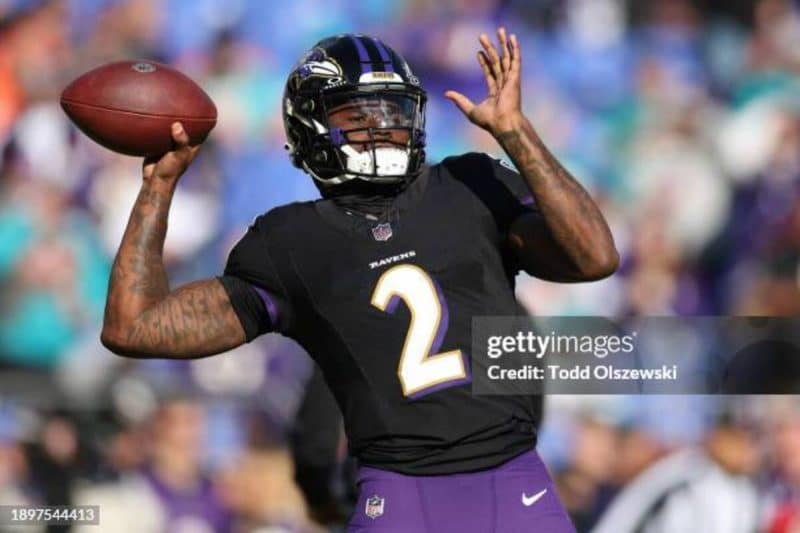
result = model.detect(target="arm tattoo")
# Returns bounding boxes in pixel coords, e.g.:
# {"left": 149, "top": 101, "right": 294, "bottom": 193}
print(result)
{"left": 103, "top": 181, "right": 245, "bottom": 358}
{"left": 123, "top": 280, "right": 245, "bottom": 358}
{"left": 495, "top": 118, "right": 617, "bottom": 279}
{"left": 104, "top": 184, "right": 171, "bottom": 332}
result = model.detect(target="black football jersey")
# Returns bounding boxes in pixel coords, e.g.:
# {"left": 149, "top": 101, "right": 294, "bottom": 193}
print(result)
{"left": 221, "top": 152, "right": 542, "bottom": 475}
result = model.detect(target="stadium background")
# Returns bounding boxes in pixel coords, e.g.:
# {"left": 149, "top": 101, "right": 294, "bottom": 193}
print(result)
{"left": 1, "top": 0, "right": 800, "bottom": 531}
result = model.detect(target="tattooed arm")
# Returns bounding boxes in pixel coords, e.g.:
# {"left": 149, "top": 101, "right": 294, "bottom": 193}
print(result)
{"left": 446, "top": 28, "right": 618, "bottom": 281}
{"left": 496, "top": 118, "right": 617, "bottom": 281}
{"left": 101, "top": 123, "right": 246, "bottom": 358}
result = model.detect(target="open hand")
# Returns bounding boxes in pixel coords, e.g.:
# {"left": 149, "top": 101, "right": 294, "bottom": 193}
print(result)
{"left": 142, "top": 122, "right": 201, "bottom": 184}
{"left": 445, "top": 27, "right": 523, "bottom": 136}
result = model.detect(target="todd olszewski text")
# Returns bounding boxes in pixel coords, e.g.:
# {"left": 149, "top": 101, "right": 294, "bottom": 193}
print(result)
{"left": 486, "top": 364, "right": 679, "bottom": 381}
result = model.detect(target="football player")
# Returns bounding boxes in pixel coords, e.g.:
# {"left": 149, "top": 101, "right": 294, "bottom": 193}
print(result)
{"left": 101, "top": 29, "right": 617, "bottom": 532}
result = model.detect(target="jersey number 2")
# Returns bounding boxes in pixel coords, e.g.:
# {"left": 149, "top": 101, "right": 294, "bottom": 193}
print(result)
{"left": 370, "top": 264, "right": 467, "bottom": 397}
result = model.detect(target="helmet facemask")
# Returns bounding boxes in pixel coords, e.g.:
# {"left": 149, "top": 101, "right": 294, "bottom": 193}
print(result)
{"left": 329, "top": 93, "right": 417, "bottom": 176}
{"left": 290, "top": 86, "right": 425, "bottom": 187}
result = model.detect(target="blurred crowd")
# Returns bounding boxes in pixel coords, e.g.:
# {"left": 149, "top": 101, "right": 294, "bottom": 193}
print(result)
{"left": 1, "top": 0, "right": 800, "bottom": 531}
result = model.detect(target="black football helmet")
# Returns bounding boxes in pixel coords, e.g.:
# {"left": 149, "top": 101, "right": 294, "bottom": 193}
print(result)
{"left": 283, "top": 34, "right": 427, "bottom": 190}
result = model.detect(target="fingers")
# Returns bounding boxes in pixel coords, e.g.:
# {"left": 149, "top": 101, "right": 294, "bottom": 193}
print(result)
{"left": 170, "top": 121, "right": 200, "bottom": 162}
{"left": 498, "top": 27, "right": 511, "bottom": 77}
{"left": 510, "top": 33, "right": 521, "bottom": 75}
{"left": 173, "top": 122, "right": 202, "bottom": 159}
{"left": 477, "top": 51, "right": 498, "bottom": 96}
{"left": 479, "top": 33, "right": 504, "bottom": 85}
{"left": 141, "top": 122, "right": 199, "bottom": 182}
{"left": 478, "top": 27, "right": 517, "bottom": 89}
{"left": 444, "top": 90, "right": 475, "bottom": 117}
{"left": 171, "top": 122, "right": 190, "bottom": 148}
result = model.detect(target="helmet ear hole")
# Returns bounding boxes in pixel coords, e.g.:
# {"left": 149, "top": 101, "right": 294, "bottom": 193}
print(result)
{"left": 300, "top": 99, "right": 315, "bottom": 113}
{"left": 284, "top": 121, "right": 305, "bottom": 168}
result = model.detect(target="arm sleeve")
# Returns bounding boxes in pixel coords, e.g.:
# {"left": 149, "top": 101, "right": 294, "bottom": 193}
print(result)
{"left": 444, "top": 152, "right": 539, "bottom": 239}
{"left": 218, "top": 216, "right": 293, "bottom": 341}
{"left": 486, "top": 154, "right": 537, "bottom": 209}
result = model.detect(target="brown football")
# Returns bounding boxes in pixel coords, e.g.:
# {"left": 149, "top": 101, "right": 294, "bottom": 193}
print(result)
{"left": 60, "top": 60, "right": 217, "bottom": 156}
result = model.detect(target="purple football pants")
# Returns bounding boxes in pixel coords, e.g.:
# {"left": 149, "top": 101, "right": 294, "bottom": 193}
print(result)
{"left": 348, "top": 449, "right": 576, "bottom": 533}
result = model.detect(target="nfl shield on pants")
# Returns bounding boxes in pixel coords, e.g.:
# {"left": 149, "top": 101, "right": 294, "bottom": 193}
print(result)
{"left": 347, "top": 449, "right": 576, "bottom": 532}
{"left": 365, "top": 495, "right": 385, "bottom": 520}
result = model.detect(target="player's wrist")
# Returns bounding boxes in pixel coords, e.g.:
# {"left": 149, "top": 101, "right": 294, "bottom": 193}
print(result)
{"left": 141, "top": 173, "right": 179, "bottom": 197}
{"left": 490, "top": 111, "right": 528, "bottom": 138}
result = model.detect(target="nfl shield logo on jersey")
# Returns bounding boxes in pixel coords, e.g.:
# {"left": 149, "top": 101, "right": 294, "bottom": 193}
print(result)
{"left": 365, "top": 495, "right": 385, "bottom": 519}
{"left": 371, "top": 223, "right": 393, "bottom": 242}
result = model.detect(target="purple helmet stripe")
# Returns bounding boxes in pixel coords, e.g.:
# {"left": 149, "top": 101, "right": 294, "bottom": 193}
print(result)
{"left": 370, "top": 37, "right": 394, "bottom": 72}
{"left": 348, "top": 35, "right": 372, "bottom": 73}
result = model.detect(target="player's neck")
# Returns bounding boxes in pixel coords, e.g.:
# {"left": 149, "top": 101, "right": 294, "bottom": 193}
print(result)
{"left": 327, "top": 179, "right": 411, "bottom": 218}
{"left": 334, "top": 194, "right": 394, "bottom": 218}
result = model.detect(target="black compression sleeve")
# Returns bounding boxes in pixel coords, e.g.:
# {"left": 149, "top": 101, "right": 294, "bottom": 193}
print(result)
{"left": 217, "top": 275, "right": 273, "bottom": 342}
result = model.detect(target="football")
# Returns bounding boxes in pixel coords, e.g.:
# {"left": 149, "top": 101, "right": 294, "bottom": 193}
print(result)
{"left": 60, "top": 60, "right": 217, "bottom": 156}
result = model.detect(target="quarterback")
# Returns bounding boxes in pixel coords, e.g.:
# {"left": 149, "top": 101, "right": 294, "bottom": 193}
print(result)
{"left": 102, "top": 28, "right": 617, "bottom": 532}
